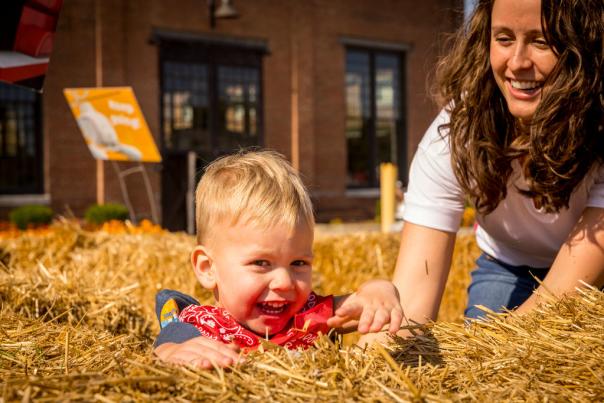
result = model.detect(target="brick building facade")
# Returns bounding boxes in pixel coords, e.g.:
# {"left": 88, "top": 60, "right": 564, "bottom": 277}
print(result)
{"left": 0, "top": 0, "right": 462, "bottom": 231}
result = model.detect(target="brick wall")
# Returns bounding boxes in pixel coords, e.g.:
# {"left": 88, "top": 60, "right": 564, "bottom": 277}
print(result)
{"left": 40, "top": 0, "right": 462, "bottom": 224}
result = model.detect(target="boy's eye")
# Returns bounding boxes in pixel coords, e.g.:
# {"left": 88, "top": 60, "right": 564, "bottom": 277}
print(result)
{"left": 251, "top": 260, "right": 270, "bottom": 267}
{"left": 291, "top": 260, "right": 311, "bottom": 268}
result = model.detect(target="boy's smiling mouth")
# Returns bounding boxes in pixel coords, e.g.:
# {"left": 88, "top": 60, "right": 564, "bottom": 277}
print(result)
{"left": 257, "top": 301, "right": 289, "bottom": 315}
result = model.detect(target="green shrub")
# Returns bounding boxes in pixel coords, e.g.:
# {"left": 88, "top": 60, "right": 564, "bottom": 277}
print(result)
{"left": 9, "top": 205, "right": 54, "bottom": 230}
{"left": 84, "top": 203, "right": 130, "bottom": 225}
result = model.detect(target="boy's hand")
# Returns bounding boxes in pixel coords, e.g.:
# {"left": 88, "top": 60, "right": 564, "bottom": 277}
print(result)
{"left": 154, "top": 336, "right": 241, "bottom": 369}
{"left": 327, "top": 279, "right": 403, "bottom": 334}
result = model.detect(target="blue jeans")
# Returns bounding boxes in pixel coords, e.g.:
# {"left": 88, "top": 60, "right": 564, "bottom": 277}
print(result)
{"left": 465, "top": 253, "right": 549, "bottom": 320}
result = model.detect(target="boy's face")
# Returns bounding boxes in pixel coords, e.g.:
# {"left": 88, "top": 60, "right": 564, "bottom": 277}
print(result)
{"left": 193, "top": 218, "right": 313, "bottom": 336}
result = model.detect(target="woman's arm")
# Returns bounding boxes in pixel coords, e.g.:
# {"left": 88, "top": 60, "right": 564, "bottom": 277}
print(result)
{"left": 392, "top": 221, "right": 457, "bottom": 326}
{"left": 516, "top": 207, "right": 604, "bottom": 314}
{"left": 357, "top": 221, "right": 456, "bottom": 346}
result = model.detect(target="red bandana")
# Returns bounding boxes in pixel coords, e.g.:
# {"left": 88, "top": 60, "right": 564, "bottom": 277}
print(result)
{"left": 178, "top": 292, "right": 333, "bottom": 350}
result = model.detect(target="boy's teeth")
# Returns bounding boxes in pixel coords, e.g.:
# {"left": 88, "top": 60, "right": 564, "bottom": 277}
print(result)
{"left": 510, "top": 80, "right": 540, "bottom": 90}
{"left": 259, "top": 302, "right": 288, "bottom": 314}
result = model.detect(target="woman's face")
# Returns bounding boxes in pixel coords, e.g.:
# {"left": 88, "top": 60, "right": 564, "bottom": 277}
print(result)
{"left": 489, "top": 0, "right": 558, "bottom": 122}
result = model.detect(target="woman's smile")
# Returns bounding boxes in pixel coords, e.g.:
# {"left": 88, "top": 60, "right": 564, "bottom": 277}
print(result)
{"left": 506, "top": 78, "right": 543, "bottom": 99}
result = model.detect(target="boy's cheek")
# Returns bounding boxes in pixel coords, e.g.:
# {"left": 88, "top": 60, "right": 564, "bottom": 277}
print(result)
{"left": 297, "top": 271, "right": 313, "bottom": 289}
{"left": 300, "top": 276, "right": 313, "bottom": 296}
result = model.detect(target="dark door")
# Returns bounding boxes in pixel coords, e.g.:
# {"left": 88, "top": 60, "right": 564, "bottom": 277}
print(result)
{"left": 160, "top": 152, "right": 188, "bottom": 231}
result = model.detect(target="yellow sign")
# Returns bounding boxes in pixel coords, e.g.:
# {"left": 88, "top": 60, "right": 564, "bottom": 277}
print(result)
{"left": 63, "top": 87, "right": 162, "bottom": 162}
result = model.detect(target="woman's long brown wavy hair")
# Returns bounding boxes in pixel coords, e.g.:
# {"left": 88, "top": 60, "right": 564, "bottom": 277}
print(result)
{"left": 434, "top": 0, "right": 603, "bottom": 214}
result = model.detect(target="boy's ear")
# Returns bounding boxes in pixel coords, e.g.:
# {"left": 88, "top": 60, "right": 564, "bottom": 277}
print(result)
{"left": 191, "top": 245, "right": 216, "bottom": 290}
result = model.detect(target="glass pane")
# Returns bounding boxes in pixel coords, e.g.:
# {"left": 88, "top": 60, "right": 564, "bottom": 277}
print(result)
{"left": 249, "top": 107, "right": 257, "bottom": 136}
{"left": 217, "top": 66, "right": 260, "bottom": 150}
{"left": 172, "top": 91, "right": 193, "bottom": 130}
{"left": 162, "top": 93, "right": 172, "bottom": 148}
{"left": 249, "top": 85, "right": 257, "bottom": 103}
{"left": 346, "top": 50, "right": 371, "bottom": 187}
{"left": 162, "top": 61, "right": 210, "bottom": 152}
{"left": 225, "top": 104, "right": 245, "bottom": 133}
{"left": 5, "top": 109, "right": 17, "bottom": 156}
{"left": 375, "top": 54, "right": 400, "bottom": 165}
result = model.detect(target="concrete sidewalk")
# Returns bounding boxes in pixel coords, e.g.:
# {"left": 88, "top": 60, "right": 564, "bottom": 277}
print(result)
{"left": 315, "top": 221, "right": 475, "bottom": 237}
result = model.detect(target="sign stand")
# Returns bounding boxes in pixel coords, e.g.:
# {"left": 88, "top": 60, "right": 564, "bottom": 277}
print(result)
{"left": 110, "top": 161, "right": 159, "bottom": 224}
{"left": 96, "top": 159, "right": 104, "bottom": 204}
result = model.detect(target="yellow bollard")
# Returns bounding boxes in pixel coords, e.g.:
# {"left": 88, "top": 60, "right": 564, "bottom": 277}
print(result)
{"left": 380, "top": 163, "right": 397, "bottom": 233}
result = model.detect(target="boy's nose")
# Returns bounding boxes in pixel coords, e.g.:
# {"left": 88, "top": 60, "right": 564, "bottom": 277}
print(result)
{"left": 269, "top": 267, "right": 294, "bottom": 291}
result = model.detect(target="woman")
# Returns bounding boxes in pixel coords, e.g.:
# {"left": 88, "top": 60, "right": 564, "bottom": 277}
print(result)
{"left": 376, "top": 0, "right": 603, "bottom": 328}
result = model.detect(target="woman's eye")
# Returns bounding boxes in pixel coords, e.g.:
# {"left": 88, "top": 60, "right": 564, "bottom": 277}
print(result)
{"left": 495, "top": 36, "right": 512, "bottom": 44}
{"left": 533, "top": 39, "right": 550, "bottom": 48}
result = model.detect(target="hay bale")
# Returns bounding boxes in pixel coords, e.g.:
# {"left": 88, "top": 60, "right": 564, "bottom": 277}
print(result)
{"left": 2, "top": 289, "right": 603, "bottom": 401}
{"left": 406, "top": 287, "right": 604, "bottom": 401}
{"left": 2, "top": 223, "right": 600, "bottom": 401}
{"left": 0, "top": 223, "right": 210, "bottom": 339}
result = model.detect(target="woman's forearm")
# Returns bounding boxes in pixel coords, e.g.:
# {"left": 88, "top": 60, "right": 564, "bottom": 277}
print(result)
{"left": 393, "top": 222, "right": 457, "bottom": 324}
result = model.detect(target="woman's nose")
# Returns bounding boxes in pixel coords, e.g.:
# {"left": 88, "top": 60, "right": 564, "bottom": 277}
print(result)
{"left": 508, "top": 44, "right": 533, "bottom": 71}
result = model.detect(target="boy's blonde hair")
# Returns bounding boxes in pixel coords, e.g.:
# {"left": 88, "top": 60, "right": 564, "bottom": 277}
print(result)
{"left": 195, "top": 149, "right": 314, "bottom": 244}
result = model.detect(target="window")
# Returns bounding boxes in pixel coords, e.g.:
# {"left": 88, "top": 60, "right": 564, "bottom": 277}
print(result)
{"left": 345, "top": 48, "right": 406, "bottom": 188}
{"left": 0, "top": 81, "right": 42, "bottom": 194}
{"left": 160, "top": 39, "right": 263, "bottom": 159}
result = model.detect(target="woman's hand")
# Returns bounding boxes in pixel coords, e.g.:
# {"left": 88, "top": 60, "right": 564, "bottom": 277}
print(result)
{"left": 154, "top": 336, "right": 241, "bottom": 369}
{"left": 328, "top": 279, "right": 404, "bottom": 334}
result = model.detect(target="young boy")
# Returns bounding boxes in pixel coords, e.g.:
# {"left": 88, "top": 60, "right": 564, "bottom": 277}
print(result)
{"left": 154, "top": 150, "right": 403, "bottom": 368}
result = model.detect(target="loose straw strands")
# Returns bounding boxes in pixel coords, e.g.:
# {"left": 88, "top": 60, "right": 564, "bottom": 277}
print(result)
{"left": 421, "top": 289, "right": 604, "bottom": 401}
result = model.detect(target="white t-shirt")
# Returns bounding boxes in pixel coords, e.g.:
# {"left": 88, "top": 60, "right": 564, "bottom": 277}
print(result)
{"left": 403, "top": 108, "right": 604, "bottom": 267}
